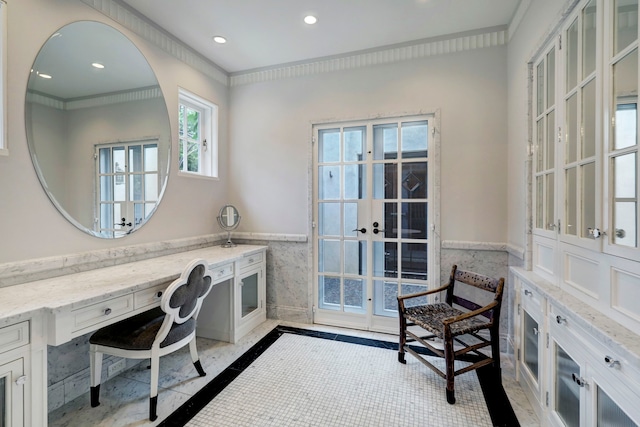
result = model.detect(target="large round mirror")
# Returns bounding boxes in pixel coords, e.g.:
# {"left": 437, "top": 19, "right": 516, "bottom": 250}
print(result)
{"left": 25, "top": 21, "right": 171, "bottom": 238}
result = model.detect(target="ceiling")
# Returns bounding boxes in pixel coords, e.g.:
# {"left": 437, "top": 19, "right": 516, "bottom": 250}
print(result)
{"left": 120, "top": 0, "right": 523, "bottom": 74}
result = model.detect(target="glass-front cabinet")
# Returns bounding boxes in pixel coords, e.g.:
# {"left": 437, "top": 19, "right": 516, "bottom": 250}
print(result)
{"left": 0, "top": 358, "right": 25, "bottom": 427}
{"left": 234, "top": 252, "right": 266, "bottom": 341}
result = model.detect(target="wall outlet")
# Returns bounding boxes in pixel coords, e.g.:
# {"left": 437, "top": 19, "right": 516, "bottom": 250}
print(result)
{"left": 108, "top": 358, "right": 127, "bottom": 377}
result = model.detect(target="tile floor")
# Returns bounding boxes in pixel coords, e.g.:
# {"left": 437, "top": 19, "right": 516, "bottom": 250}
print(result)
{"left": 48, "top": 320, "right": 540, "bottom": 426}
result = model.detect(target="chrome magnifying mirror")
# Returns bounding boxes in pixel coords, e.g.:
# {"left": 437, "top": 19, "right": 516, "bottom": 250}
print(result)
{"left": 217, "top": 205, "right": 240, "bottom": 248}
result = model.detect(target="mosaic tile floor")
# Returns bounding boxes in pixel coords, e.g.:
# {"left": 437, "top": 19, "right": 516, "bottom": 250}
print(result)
{"left": 48, "top": 320, "right": 540, "bottom": 427}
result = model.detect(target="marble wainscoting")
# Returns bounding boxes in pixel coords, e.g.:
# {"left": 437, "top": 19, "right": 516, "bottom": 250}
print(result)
{"left": 234, "top": 234, "right": 311, "bottom": 324}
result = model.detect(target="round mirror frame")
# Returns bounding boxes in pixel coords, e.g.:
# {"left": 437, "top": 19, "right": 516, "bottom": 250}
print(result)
{"left": 217, "top": 205, "right": 241, "bottom": 248}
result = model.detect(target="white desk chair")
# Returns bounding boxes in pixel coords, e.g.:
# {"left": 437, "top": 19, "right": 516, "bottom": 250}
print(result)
{"left": 89, "top": 258, "right": 213, "bottom": 421}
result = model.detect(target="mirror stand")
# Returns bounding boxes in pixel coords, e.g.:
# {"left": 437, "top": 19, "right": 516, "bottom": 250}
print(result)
{"left": 217, "top": 205, "right": 241, "bottom": 248}
{"left": 222, "top": 230, "right": 236, "bottom": 248}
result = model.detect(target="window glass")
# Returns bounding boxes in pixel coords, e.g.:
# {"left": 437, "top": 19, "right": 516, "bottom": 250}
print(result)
{"left": 583, "top": 0, "right": 597, "bottom": 77}
{"left": 614, "top": 0, "right": 638, "bottom": 56}
{"left": 566, "top": 18, "right": 579, "bottom": 91}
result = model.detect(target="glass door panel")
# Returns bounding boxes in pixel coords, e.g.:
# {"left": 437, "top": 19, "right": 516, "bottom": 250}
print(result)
{"left": 523, "top": 311, "right": 540, "bottom": 382}
{"left": 554, "top": 344, "right": 581, "bottom": 427}
{"left": 240, "top": 271, "right": 258, "bottom": 318}
{"left": 597, "top": 387, "right": 638, "bottom": 426}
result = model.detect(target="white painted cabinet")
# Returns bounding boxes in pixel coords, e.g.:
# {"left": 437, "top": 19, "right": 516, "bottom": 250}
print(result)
{"left": 0, "top": 321, "right": 31, "bottom": 427}
{"left": 514, "top": 271, "right": 640, "bottom": 427}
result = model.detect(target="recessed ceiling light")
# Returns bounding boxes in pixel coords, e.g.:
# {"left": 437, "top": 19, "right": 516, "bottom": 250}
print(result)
{"left": 91, "top": 62, "right": 105, "bottom": 69}
{"left": 304, "top": 15, "right": 317, "bottom": 25}
{"left": 213, "top": 36, "right": 227, "bottom": 44}
{"left": 38, "top": 73, "right": 52, "bottom": 79}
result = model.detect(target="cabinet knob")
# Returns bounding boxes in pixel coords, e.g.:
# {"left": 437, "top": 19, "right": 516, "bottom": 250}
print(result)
{"left": 571, "top": 373, "right": 587, "bottom": 387}
{"left": 604, "top": 355, "right": 620, "bottom": 368}
{"left": 104, "top": 308, "right": 112, "bottom": 316}
{"left": 524, "top": 289, "right": 532, "bottom": 297}
{"left": 15, "top": 375, "right": 27, "bottom": 386}
{"left": 156, "top": 291, "right": 163, "bottom": 298}
{"left": 555, "top": 315, "right": 566, "bottom": 325}
{"left": 532, "top": 327, "right": 539, "bottom": 335}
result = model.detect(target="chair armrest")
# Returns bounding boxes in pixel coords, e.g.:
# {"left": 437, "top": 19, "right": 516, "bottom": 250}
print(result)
{"left": 397, "top": 283, "right": 449, "bottom": 302}
{"left": 442, "top": 300, "right": 499, "bottom": 326}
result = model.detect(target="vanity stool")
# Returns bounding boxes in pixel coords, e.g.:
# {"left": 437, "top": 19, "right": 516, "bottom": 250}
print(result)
{"left": 89, "top": 258, "right": 213, "bottom": 421}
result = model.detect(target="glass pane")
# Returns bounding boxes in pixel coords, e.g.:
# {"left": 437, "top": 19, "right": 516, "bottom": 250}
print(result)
{"left": 187, "top": 141, "right": 199, "bottom": 172}
{"left": 582, "top": 162, "right": 596, "bottom": 237}
{"left": 401, "top": 121, "right": 428, "bottom": 158}
{"left": 129, "top": 145, "right": 142, "bottom": 173}
{"left": 401, "top": 202, "right": 427, "bottom": 239}
{"left": 178, "top": 104, "right": 185, "bottom": 137}
{"left": 547, "top": 110, "right": 556, "bottom": 169}
{"left": 144, "top": 174, "right": 158, "bottom": 201}
{"left": 373, "top": 280, "right": 398, "bottom": 317}
{"left": 130, "top": 175, "right": 142, "bottom": 201}
{"left": 144, "top": 144, "right": 158, "bottom": 172}
{"left": 344, "top": 278, "right": 365, "bottom": 313}
{"left": 318, "top": 276, "right": 340, "bottom": 309}
{"left": 373, "top": 241, "right": 397, "bottom": 278}
{"left": 114, "top": 175, "right": 125, "bottom": 202}
{"left": 318, "top": 239, "right": 340, "bottom": 273}
{"left": 566, "top": 93, "right": 578, "bottom": 163}
{"left": 566, "top": 167, "right": 577, "bottom": 235}
{"left": 536, "top": 176, "right": 544, "bottom": 229}
{"left": 99, "top": 148, "right": 111, "bottom": 173}
{"left": 343, "top": 202, "right": 357, "bottom": 238}
{"left": 319, "top": 203, "right": 341, "bottom": 236}
{"left": 536, "top": 119, "right": 544, "bottom": 172}
{"left": 319, "top": 166, "right": 341, "bottom": 200}
{"left": 144, "top": 203, "right": 155, "bottom": 219}
{"left": 344, "top": 240, "right": 366, "bottom": 276}
{"left": 583, "top": 0, "right": 597, "bottom": 78}
{"left": 241, "top": 272, "right": 258, "bottom": 318}
{"left": 582, "top": 79, "right": 596, "bottom": 158}
{"left": 401, "top": 283, "right": 428, "bottom": 307}
{"left": 179, "top": 138, "right": 185, "bottom": 171}
{"left": 614, "top": 152, "right": 637, "bottom": 247}
{"left": 134, "top": 203, "right": 144, "bottom": 225}
{"left": 402, "top": 163, "right": 427, "bottom": 199}
{"left": 546, "top": 173, "right": 555, "bottom": 230}
{"left": 547, "top": 48, "right": 555, "bottom": 109}
{"left": 344, "top": 164, "right": 365, "bottom": 199}
{"left": 113, "top": 147, "right": 125, "bottom": 178}
{"left": 344, "top": 126, "right": 365, "bottom": 162}
{"left": 319, "top": 129, "right": 340, "bottom": 163}
{"left": 373, "top": 163, "right": 397, "bottom": 199}
{"left": 384, "top": 202, "right": 398, "bottom": 238}
{"left": 523, "top": 311, "right": 539, "bottom": 381}
{"left": 616, "top": 103, "right": 638, "bottom": 150}
{"left": 598, "top": 387, "right": 638, "bottom": 426}
{"left": 187, "top": 107, "right": 200, "bottom": 140}
{"left": 401, "top": 242, "right": 427, "bottom": 280}
{"left": 373, "top": 123, "right": 398, "bottom": 160}
{"left": 100, "top": 176, "right": 112, "bottom": 202}
{"left": 615, "top": 0, "right": 638, "bottom": 55}
{"left": 537, "top": 60, "right": 545, "bottom": 116}
{"left": 555, "top": 344, "right": 580, "bottom": 427}
{"left": 566, "top": 18, "right": 579, "bottom": 91}
{"left": 100, "top": 203, "right": 112, "bottom": 231}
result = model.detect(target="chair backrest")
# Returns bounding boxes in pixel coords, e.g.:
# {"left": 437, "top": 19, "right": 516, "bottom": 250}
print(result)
{"left": 445, "top": 265, "right": 505, "bottom": 322}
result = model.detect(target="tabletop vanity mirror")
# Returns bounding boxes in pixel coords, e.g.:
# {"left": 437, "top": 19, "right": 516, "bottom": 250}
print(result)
{"left": 25, "top": 21, "right": 171, "bottom": 238}
{"left": 218, "top": 205, "right": 241, "bottom": 248}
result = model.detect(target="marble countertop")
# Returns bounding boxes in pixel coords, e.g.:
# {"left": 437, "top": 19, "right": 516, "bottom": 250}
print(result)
{"left": 0, "top": 244, "right": 266, "bottom": 328}
{"left": 511, "top": 267, "right": 640, "bottom": 370}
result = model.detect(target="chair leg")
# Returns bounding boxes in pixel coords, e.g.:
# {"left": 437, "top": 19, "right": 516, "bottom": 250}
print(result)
{"left": 189, "top": 338, "right": 206, "bottom": 376}
{"left": 89, "top": 346, "right": 103, "bottom": 408}
{"left": 149, "top": 354, "right": 159, "bottom": 422}
{"left": 444, "top": 332, "right": 456, "bottom": 404}
{"left": 398, "top": 313, "right": 407, "bottom": 364}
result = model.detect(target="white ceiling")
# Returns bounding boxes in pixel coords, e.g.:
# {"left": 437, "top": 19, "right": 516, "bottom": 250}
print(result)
{"left": 121, "top": 0, "right": 523, "bottom": 74}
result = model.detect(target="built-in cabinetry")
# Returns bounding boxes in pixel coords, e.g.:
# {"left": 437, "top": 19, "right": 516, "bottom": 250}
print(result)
{"left": 513, "top": 267, "right": 640, "bottom": 426}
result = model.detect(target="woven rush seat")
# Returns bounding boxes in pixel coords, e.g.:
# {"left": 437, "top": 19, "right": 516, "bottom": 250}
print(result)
{"left": 404, "top": 303, "right": 492, "bottom": 338}
{"left": 398, "top": 265, "right": 504, "bottom": 404}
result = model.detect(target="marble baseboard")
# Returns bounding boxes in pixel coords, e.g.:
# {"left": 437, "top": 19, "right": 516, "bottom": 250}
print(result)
{"left": 266, "top": 305, "right": 312, "bottom": 324}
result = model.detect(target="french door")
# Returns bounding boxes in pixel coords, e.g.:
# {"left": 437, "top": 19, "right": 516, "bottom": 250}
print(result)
{"left": 313, "top": 115, "right": 437, "bottom": 333}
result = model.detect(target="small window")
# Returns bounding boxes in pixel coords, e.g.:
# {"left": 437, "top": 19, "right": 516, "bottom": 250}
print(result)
{"left": 178, "top": 88, "right": 218, "bottom": 178}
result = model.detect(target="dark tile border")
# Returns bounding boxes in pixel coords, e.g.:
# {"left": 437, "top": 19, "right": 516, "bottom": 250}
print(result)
{"left": 159, "top": 326, "right": 519, "bottom": 427}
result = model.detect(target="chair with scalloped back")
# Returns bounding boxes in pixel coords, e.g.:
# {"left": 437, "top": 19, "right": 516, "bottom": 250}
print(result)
{"left": 89, "top": 258, "right": 213, "bottom": 421}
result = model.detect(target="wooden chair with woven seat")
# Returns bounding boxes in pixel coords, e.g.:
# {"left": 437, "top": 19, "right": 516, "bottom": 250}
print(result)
{"left": 89, "top": 258, "right": 213, "bottom": 421}
{"left": 397, "top": 264, "right": 505, "bottom": 404}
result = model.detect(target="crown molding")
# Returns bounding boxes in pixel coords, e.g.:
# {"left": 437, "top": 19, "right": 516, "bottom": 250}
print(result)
{"left": 79, "top": 0, "right": 229, "bottom": 86}
{"left": 230, "top": 27, "right": 507, "bottom": 87}
{"left": 26, "top": 86, "right": 163, "bottom": 110}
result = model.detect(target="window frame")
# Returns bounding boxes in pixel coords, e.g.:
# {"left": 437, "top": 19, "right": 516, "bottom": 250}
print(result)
{"left": 178, "top": 88, "right": 218, "bottom": 179}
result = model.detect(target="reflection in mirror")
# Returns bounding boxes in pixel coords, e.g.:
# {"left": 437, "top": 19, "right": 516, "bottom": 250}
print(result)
{"left": 217, "top": 205, "right": 241, "bottom": 248}
{"left": 25, "top": 21, "right": 171, "bottom": 238}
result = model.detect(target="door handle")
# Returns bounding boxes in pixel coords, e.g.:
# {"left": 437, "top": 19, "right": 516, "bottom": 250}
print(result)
{"left": 352, "top": 228, "right": 367, "bottom": 234}
{"left": 373, "top": 228, "right": 386, "bottom": 234}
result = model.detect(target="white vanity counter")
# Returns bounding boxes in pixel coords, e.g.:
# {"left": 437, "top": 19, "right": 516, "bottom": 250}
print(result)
{"left": 0, "top": 244, "right": 267, "bottom": 342}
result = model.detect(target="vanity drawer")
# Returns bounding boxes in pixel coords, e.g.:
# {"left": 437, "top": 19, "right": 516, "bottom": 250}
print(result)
{"left": 211, "top": 263, "right": 234, "bottom": 283}
{"left": 0, "top": 321, "right": 29, "bottom": 355}
{"left": 134, "top": 284, "right": 167, "bottom": 310}
{"left": 237, "top": 252, "right": 263, "bottom": 271}
{"left": 71, "top": 294, "right": 134, "bottom": 333}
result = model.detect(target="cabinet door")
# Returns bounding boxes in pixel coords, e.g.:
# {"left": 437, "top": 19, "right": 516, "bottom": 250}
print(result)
{"left": 238, "top": 268, "right": 262, "bottom": 320}
{"left": 523, "top": 309, "right": 542, "bottom": 384}
{"left": 551, "top": 341, "right": 583, "bottom": 427}
{"left": 0, "top": 358, "right": 24, "bottom": 427}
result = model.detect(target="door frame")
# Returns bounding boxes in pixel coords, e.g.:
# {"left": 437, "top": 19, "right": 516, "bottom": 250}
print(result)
{"left": 308, "top": 110, "right": 441, "bottom": 334}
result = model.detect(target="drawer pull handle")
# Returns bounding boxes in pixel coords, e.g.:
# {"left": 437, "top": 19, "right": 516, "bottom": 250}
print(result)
{"left": 156, "top": 291, "right": 163, "bottom": 298}
{"left": 556, "top": 315, "right": 566, "bottom": 325}
{"left": 524, "top": 289, "right": 532, "bottom": 296}
{"left": 248, "top": 258, "right": 254, "bottom": 263}
{"left": 15, "top": 375, "right": 27, "bottom": 386}
{"left": 571, "top": 373, "right": 587, "bottom": 387}
{"left": 604, "top": 355, "right": 620, "bottom": 368}
{"left": 104, "top": 308, "right": 112, "bottom": 316}
{"left": 219, "top": 270, "right": 225, "bottom": 275}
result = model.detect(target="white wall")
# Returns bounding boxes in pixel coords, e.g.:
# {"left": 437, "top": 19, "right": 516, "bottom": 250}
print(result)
{"left": 229, "top": 47, "right": 508, "bottom": 243}
{"left": 0, "top": 0, "right": 230, "bottom": 263}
